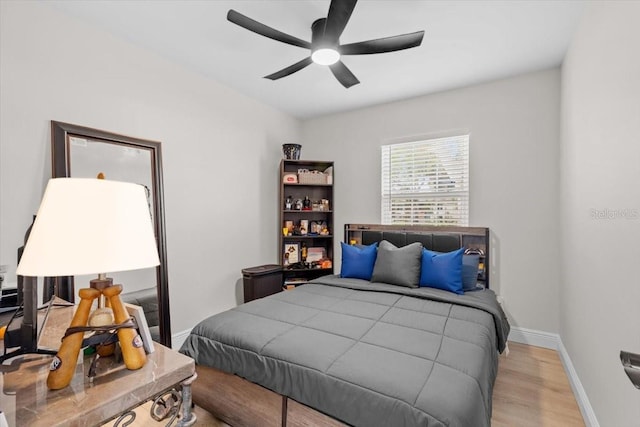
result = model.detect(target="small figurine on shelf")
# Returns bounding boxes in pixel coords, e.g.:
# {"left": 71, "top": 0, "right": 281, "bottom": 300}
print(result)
{"left": 301, "top": 243, "right": 308, "bottom": 263}
{"left": 284, "top": 220, "right": 294, "bottom": 234}
{"left": 294, "top": 198, "right": 303, "bottom": 210}
{"left": 319, "top": 221, "right": 330, "bottom": 235}
{"left": 302, "top": 196, "right": 312, "bottom": 211}
{"left": 310, "top": 221, "right": 319, "bottom": 235}
{"left": 285, "top": 195, "right": 293, "bottom": 210}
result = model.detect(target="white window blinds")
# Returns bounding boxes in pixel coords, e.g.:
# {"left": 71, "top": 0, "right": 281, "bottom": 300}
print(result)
{"left": 381, "top": 135, "right": 469, "bottom": 226}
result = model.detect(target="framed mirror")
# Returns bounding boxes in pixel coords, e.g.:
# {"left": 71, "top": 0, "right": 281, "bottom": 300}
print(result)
{"left": 51, "top": 121, "right": 171, "bottom": 347}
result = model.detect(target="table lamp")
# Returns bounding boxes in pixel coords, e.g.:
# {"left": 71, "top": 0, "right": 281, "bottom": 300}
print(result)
{"left": 15, "top": 178, "right": 160, "bottom": 389}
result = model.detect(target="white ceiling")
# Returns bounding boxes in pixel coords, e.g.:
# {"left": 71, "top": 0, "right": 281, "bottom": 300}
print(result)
{"left": 45, "top": 0, "right": 586, "bottom": 119}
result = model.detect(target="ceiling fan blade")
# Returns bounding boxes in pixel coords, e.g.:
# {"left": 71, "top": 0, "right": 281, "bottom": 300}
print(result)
{"left": 329, "top": 60, "right": 360, "bottom": 88}
{"left": 324, "top": 0, "right": 358, "bottom": 42}
{"left": 264, "top": 57, "right": 313, "bottom": 80}
{"left": 340, "top": 31, "right": 425, "bottom": 55}
{"left": 227, "top": 10, "right": 311, "bottom": 49}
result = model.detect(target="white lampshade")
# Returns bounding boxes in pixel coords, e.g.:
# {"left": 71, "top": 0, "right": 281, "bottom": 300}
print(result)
{"left": 16, "top": 178, "right": 160, "bottom": 277}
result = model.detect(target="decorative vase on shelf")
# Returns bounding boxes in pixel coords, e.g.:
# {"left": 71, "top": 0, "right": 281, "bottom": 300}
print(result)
{"left": 282, "top": 144, "right": 301, "bottom": 160}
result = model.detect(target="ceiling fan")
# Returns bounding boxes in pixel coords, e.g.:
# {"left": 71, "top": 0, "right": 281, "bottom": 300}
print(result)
{"left": 227, "top": 0, "right": 425, "bottom": 88}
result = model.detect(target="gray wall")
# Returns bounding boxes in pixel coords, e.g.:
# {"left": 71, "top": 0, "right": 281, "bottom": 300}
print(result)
{"left": 560, "top": 2, "right": 640, "bottom": 425}
{"left": 0, "top": 1, "right": 301, "bottom": 336}
{"left": 301, "top": 68, "right": 562, "bottom": 334}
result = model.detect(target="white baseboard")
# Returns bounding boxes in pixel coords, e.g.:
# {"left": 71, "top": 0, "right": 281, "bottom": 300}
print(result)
{"left": 557, "top": 340, "right": 600, "bottom": 427}
{"left": 171, "top": 328, "right": 192, "bottom": 351}
{"left": 508, "top": 327, "right": 599, "bottom": 427}
{"left": 508, "top": 326, "right": 559, "bottom": 350}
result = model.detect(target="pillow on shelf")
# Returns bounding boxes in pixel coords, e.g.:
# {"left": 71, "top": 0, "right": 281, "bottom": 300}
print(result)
{"left": 419, "top": 247, "right": 465, "bottom": 294}
{"left": 371, "top": 240, "right": 422, "bottom": 288}
{"left": 340, "top": 242, "right": 378, "bottom": 280}
{"left": 462, "top": 254, "right": 481, "bottom": 291}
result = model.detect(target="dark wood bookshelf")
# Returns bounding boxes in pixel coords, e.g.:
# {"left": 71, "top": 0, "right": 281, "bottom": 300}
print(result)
{"left": 279, "top": 159, "right": 334, "bottom": 283}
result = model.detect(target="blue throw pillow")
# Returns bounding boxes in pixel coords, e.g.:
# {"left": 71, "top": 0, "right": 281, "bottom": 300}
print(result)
{"left": 462, "top": 254, "right": 480, "bottom": 291}
{"left": 419, "top": 247, "right": 464, "bottom": 294}
{"left": 340, "top": 242, "right": 378, "bottom": 280}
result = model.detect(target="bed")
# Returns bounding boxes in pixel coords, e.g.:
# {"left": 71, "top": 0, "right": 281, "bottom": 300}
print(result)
{"left": 180, "top": 225, "right": 509, "bottom": 427}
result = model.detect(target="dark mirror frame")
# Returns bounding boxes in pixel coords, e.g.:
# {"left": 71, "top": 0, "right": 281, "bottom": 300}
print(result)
{"left": 51, "top": 120, "right": 171, "bottom": 347}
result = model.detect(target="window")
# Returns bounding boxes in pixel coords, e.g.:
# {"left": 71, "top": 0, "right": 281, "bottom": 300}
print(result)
{"left": 381, "top": 135, "right": 469, "bottom": 226}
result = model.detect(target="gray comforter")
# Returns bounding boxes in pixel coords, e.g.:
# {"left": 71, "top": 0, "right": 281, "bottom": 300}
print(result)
{"left": 180, "top": 275, "right": 510, "bottom": 427}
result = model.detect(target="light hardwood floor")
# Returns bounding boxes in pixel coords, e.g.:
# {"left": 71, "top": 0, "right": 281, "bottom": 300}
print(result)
{"left": 492, "top": 342, "right": 584, "bottom": 427}
{"left": 132, "top": 342, "right": 584, "bottom": 426}
{"left": 133, "top": 400, "right": 226, "bottom": 426}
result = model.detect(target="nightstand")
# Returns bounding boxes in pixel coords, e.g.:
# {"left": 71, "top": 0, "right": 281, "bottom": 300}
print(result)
{"left": 0, "top": 309, "right": 196, "bottom": 426}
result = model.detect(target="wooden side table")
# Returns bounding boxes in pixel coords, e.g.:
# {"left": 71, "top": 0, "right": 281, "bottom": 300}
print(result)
{"left": 0, "top": 302, "right": 196, "bottom": 427}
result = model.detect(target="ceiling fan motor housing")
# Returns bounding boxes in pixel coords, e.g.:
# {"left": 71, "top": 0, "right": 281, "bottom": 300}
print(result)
{"left": 312, "top": 18, "right": 332, "bottom": 48}
{"left": 311, "top": 18, "right": 341, "bottom": 65}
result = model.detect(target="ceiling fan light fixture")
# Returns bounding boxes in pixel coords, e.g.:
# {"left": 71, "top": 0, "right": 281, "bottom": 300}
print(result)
{"left": 311, "top": 48, "right": 340, "bottom": 65}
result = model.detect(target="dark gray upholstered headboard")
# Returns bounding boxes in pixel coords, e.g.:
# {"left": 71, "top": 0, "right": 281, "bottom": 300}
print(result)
{"left": 344, "top": 224, "right": 490, "bottom": 288}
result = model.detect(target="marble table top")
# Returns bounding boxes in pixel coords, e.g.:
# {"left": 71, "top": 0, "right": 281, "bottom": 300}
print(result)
{"left": 0, "top": 301, "right": 194, "bottom": 427}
